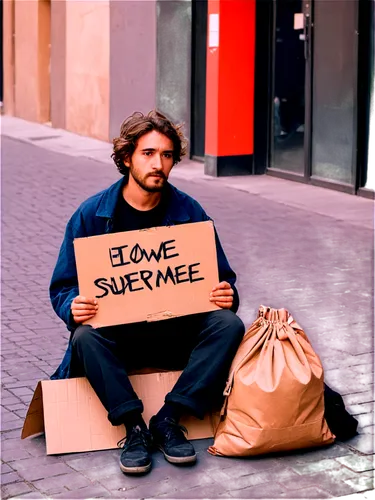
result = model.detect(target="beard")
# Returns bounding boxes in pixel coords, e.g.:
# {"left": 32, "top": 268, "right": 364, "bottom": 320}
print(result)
{"left": 129, "top": 165, "right": 167, "bottom": 193}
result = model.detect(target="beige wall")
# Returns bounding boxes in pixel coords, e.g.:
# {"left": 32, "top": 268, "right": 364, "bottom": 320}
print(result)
{"left": 13, "top": 0, "right": 50, "bottom": 122}
{"left": 65, "top": 0, "right": 110, "bottom": 140}
{"left": 109, "top": 0, "right": 157, "bottom": 139}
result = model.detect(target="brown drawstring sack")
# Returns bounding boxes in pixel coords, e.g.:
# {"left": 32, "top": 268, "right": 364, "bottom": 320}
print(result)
{"left": 208, "top": 306, "right": 335, "bottom": 457}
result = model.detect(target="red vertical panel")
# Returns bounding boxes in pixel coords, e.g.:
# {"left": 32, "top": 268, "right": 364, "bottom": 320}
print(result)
{"left": 205, "top": 0, "right": 256, "bottom": 157}
{"left": 205, "top": 0, "right": 220, "bottom": 156}
{"left": 219, "top": 0, "right": 255, "bottom": 156}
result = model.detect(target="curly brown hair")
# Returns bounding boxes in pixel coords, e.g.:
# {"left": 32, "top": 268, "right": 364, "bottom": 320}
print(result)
{"left": 112, "top": 110, "right": 188, "bottom": 176}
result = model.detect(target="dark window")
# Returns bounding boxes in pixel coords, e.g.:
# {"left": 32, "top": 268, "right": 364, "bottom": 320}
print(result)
{"left": 365, "top": 0, "right": 375, "bottom": 184}
{"left": 190, "top": 0, "right": 208, "bottom": 160}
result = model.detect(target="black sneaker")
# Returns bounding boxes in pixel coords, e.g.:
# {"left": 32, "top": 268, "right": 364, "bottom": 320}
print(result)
{"left": 119, "top": 426, "right": 153, "bottom": 474}
{"left": 149, "top": 416, "right": 197, "bottom": 465}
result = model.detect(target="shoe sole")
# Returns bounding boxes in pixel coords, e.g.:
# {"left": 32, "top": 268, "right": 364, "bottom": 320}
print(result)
{"left": 158, "top": 446, "right": 197, "bottom": 464}
{"left": 119, "top": 462, "right": 152, "bottom": 475}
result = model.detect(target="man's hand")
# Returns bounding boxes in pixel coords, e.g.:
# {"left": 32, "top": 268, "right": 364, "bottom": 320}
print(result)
{"left": 209, "top": 281, "right": 234, "bottom": 310}
{"left": 71, "top": 296, "right": 98, "bottom": 324}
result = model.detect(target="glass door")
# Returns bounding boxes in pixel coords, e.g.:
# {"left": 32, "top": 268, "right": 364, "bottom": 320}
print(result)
{"left": 270, "top": 0, "right": 312, "bottom": 176}
{"left": 310, "top": 0, "right": 358, "bottom": 186}
{"left": 364, "top": 1, "right": 375, "bottom": 191}
{"left": 360, "top": 0, "right": 375, "bottom": 186}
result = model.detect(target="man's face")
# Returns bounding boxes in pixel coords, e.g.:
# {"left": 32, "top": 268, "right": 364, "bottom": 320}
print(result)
{"left": 125, "top": 130, "right": 174, "bottom": 193}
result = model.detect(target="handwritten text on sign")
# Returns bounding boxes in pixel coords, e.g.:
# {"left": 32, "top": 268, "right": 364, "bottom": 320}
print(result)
{"left": 73, "top": 221, "right": 220, "bottom": 327}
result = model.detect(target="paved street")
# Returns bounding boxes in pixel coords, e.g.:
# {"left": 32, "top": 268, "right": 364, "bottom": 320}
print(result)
{"left": 1, "top": 116, "right": 374, "bottom": 499}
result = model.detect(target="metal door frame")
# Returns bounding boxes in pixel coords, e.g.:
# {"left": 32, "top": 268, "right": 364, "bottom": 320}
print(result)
{"left": 267, "top": 0, "right": 361, "bottom": 195}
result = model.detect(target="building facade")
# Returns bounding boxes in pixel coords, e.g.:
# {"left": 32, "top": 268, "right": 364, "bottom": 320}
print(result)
{"left": 2, "top": 0, "right": 374, "bottom": 197}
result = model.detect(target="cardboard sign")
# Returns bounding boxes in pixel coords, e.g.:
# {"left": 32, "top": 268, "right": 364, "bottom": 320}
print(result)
{"left": 73, "top": 221, "right": 220, "bottom": 327}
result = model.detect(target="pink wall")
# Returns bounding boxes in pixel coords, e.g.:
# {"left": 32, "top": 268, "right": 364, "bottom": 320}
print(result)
{"left": 65, "top": 1, "right": 110, "bottom": 140}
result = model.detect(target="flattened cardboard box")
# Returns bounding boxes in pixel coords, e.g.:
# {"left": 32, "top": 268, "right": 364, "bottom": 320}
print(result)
{"left": 22, "top": 372, "right": 219, "bottom": 455}
{"left": 73, "top": 220, "right": 220, "bottom": 328}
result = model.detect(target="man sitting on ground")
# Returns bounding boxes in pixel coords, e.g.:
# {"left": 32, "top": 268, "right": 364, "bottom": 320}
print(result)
{"left": 50, "top": 110, "right": 245, "bottom": 474}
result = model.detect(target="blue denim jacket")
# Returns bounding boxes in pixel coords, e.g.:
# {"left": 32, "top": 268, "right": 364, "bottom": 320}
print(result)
{"left": 49, "top": 177, "right": 239, "bottom": 379}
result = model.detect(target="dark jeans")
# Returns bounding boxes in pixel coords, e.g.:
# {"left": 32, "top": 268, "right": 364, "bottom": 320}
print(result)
{"left": 70, "top": 309, "right": 245, "bottom": 425}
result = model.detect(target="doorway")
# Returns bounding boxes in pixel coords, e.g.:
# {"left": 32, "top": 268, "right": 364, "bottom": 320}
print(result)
{"left": 270, "top": 0, "right": 310, "bottom": 176}
{"left": 268, "top": 0, "right": 360, "bottom": 191}
{"left": 190, "top": 0, "right": 207, "bottom": 160}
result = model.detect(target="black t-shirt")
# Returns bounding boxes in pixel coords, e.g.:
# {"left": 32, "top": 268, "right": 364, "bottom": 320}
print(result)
{"left": 112, "top": 193, "right": 168, "bottom": 233}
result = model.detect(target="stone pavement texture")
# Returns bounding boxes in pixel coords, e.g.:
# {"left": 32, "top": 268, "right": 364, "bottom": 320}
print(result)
{"left": 1, "top": 116, "right": 374, "bottom": 499}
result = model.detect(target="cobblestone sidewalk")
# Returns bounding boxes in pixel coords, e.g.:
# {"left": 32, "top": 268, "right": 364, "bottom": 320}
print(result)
{"left": 1, "top": 116, "right": 374, "bottom": 499}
